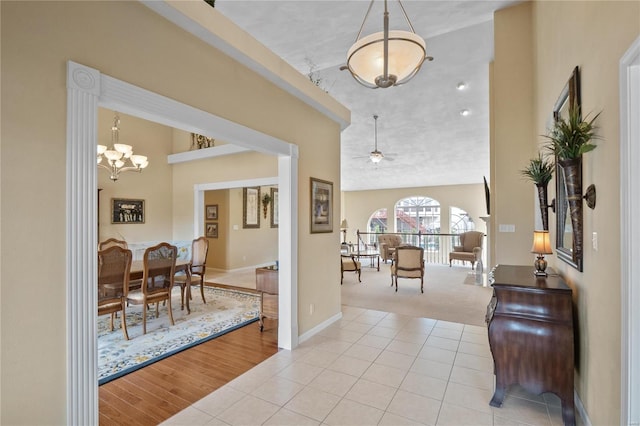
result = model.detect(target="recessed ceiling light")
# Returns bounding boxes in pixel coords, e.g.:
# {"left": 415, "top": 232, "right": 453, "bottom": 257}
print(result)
{"left": 460, "top": 109, "right": 470, "bottom": 116}
{"left": 456, "top": 82, "right": 467, "bottom": 90}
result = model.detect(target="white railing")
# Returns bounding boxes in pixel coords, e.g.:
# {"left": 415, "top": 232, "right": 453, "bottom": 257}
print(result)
{"left": 356, "top": 230, "right": 480, "bottom": 265}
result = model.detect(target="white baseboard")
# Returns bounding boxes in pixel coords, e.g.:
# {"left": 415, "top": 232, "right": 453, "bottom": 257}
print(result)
{"left": 298, "top": 311, "right": 343, "bottom": 344}
{"left": 575, "top": 390, "right": 592, "bottom": 426}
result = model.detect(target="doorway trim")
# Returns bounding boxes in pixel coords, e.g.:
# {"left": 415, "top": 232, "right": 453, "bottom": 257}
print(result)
{"left": 66, "top": 61, "right": 298, "bottom": 424}
{"left": 620, "top": 35, "right": 640, "bottom": 426}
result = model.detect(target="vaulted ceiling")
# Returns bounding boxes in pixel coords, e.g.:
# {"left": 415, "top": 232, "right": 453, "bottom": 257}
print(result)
{"left": 216, "top": 1, "right": 520, "bottom": 191}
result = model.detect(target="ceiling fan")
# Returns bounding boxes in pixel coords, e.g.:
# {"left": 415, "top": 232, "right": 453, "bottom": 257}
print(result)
{"left": 354, "top": 114, "right": 395, "bottom": 163}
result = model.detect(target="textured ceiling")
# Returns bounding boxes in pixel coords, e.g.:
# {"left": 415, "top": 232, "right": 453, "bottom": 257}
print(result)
{"left": 216, "top": 1, "right": 520, "bottom": 191}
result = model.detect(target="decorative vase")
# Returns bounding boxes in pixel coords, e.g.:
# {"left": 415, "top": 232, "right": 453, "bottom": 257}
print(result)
{"left": 536, "top": 183, "right": 549, "bottom": 231}
{"left": 558, "top": 157, "right": 583, "bottom": 262}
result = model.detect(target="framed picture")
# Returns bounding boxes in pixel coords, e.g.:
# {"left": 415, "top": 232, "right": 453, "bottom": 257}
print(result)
{"left": 270, "top": 187, "right": 279, "bottom": 228}
{"left": 111, "top": 198, "right": 145, "bottom": 224}
{"left": 206, "top": 204, "right": 218, "bottom": 220}
{"left": 243, "top": 187, "right": 260, "bottom": 228}
{"left": 310, "top": 177, "right": 333, "bottom": 233}
{"left": 205, "top": 222, "right": 218, "bottom": 238}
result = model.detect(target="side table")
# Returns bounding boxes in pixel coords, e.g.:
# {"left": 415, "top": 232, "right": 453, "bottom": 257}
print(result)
{"left": 255, "top": 266, "right": 279, "bottom": 331}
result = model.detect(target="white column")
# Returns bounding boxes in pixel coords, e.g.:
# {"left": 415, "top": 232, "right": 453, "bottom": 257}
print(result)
{"left": 66, "top": 61, "right": 99, "bottom": 425}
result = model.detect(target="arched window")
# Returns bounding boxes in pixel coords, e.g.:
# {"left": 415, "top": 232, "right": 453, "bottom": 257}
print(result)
{"left": 450, "top": 206, "right": 475, "bottom": 233}
{"left": 395, "top": 196, "right": 440, "bottom": 234}
{"left": 368, "top": 208, "right": 388, "bottom": 234}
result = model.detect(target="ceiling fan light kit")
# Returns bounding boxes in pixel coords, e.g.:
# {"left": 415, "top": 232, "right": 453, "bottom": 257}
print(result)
{"left": 343, "top": 0, "right": 432, "bottom": 89}
{"left": 369, "top": 114, "right": 387, "bottom": 163}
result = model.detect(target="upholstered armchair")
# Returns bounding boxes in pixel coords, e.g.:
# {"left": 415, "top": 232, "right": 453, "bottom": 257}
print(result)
{"left": 377, "top": 234, "right": 404, "bottom": 263}
{"left": 449, "top": 231, "right": 484, "bottom": 269}
{"left": 391, "top": 246, "right": 425, "bottom": 293}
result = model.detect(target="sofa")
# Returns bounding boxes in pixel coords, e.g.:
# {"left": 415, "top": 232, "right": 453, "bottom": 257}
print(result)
{"left": 449, "top": 231, "right": 484, "bottom": 269}
{"left": 377, "top": 234, "right": 404, "bottom": 263}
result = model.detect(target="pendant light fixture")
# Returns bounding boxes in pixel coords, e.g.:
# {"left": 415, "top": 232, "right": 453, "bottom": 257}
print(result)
{"left": 342, "top": 0, "right": 433, "bottom": 89}
{"left": 97, "top": 113, "right": 149, "bottom": 181}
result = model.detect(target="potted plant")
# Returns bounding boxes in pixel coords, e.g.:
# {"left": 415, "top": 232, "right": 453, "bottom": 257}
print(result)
{"left": 544, "top": 105, "right": 601, "bottom": 260}
{"left": 520, "top": 153, "right": 554, "bottom": 231}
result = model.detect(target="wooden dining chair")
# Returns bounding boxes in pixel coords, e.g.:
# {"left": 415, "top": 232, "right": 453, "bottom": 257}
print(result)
{"left": 126, "top": 242, "right": 177, "bottom": 335}
{"left": 98, "top": 246, "right": 133, "bottom": 340}
{"left": 98, "top": 238, "right": 128, "bottom": 251}
{"left": 174, "top": 236, "right": 209, "bottom": 308}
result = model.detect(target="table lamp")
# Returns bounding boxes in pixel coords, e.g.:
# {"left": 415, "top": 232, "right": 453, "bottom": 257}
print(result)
{"left": 531, "top": 230, "right": 553, "bottom": 276}
{"left": 340, "top": 219, "right": 348, "bottom": 244}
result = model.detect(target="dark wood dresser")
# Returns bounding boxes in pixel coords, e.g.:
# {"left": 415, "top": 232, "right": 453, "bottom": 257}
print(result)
{"left": 485, "top": 264, "right": 575, "bottom": 426}
{"left": 256, "top": 266, "right": 278, "bottom": 331}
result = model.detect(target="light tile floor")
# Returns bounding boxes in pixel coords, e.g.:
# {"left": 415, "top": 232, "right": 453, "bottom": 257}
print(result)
{"left": 162, "top": 306, "right": 565, "bottom": 426}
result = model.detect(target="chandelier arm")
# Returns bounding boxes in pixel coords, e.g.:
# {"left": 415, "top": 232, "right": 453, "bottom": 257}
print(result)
{"left": 118, "top": 166, "right": 142, "bottom": 173}
{"left": 396, "top": 0, "right": 417, "bottom": 34}
{"left": 97, "top": 163, "right": 112, "bottom": 172}
{"left": 355, "top": 0, "right": 376, "bottom": 42}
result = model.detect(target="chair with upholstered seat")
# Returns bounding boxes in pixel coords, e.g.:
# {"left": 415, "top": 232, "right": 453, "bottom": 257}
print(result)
{"left": 341, "top": 254, "right": 361, "bottom": 284}
{"left": 377, "top": 234, "right": 404, "bottom": 263}
{"left": 98, "top": 246, "right": 132, "bottom": 340}
{"left": 391, "top": 246, "right": 425, "bottom": 293}
{"left": 174, "top": 236, "right": 209, "bottom": 308}
{"left": 127, "top": 242, "right": 177, "bottom": 335}
{"left": 449, "top": 231, "right": 484, "bottom": 269}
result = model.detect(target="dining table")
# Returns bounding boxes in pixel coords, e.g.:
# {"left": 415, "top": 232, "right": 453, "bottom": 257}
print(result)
{"left": 129, "top": 259, "right": 193, "bottom": 314}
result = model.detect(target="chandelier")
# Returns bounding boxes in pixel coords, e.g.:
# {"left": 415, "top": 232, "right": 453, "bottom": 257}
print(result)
{"left": 97, "top": 113, "right": 149, "bottom": 181}
{"left": 342, "top": 0, "right": 432, "bottom": 89}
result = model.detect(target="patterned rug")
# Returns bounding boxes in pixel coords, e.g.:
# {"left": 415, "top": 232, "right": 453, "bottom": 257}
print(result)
{"left": 98, "top": 286, "right": 260, "bottom": 385}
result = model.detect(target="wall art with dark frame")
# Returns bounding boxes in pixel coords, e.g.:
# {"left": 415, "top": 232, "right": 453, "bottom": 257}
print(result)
{"left": 310, "top": 177, "right": 333, "bottom": 233}
{"left": 206, "top": 204, "right": 218, "bottom": 220}
{"left": 243, "top": 187, "right": 260, "bottom": 229}
{"left": 111, "top": 198, "right": 145, "bottom": 224}
{"left": 206, "top": 222, "right": 218, "bottom": 238}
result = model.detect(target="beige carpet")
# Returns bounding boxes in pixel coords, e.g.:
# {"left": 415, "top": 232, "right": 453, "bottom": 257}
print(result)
{"left": 341, "top": 262, "right": 493, "bottom": 327}
{"left": 206, "top": 262, "right": 493, "bottom": 327}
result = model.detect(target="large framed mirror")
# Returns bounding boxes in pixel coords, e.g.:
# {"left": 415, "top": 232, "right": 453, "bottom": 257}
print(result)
{"left": 553, "top": 66, "right": 582, "bottom": 271}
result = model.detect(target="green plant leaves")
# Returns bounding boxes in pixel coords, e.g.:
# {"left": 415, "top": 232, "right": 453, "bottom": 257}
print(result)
{"left": 520, "top": 153, "right": 554, "bottom": 185}
{"left": 543, "top": 106, "right": 601, "bottom": 160}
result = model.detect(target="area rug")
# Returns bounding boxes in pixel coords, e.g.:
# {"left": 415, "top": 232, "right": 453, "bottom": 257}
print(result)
{"left": 97, "top": 286, "right": 260, "bottom": 385}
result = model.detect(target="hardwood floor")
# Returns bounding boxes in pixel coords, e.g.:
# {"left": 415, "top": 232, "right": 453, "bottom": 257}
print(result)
{"left": 99, "top": 318, "right": 279, "bottom": 425}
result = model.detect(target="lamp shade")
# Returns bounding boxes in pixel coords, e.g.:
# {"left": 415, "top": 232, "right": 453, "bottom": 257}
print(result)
{"left": 346, "top": 30, "right": 426, "bottom": 88}
{"left": 340, "top": 219, "right": 349, "bottom": 230}
{"left": 531, "top": 230, "right": 553, "bottom": 255}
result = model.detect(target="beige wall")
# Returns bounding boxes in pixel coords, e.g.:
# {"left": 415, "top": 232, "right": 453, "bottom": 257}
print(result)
{"left": 494, "top": 1, "right": 639, "bottom": 423}
{"left": 98, "top": 109, "right": 174, "bottom": 243}
{"left": 342, "top": 183, "right": 488, "bottom": 241}
{"left": 0, "top": 1, "right": 344, "bottom": 423}
{"left": 492, "top": 2, "right": 536, "bottom": 267}
{"left": 226, "top": 186, "right": 278, "bottom": 270}
{"left": 204, "top": 189, "right": 230, "bottom": 269}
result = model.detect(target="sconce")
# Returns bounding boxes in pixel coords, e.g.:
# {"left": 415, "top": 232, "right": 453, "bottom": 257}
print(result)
{"left": 584, "top": 184, "right": 596, "bottom": 209}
